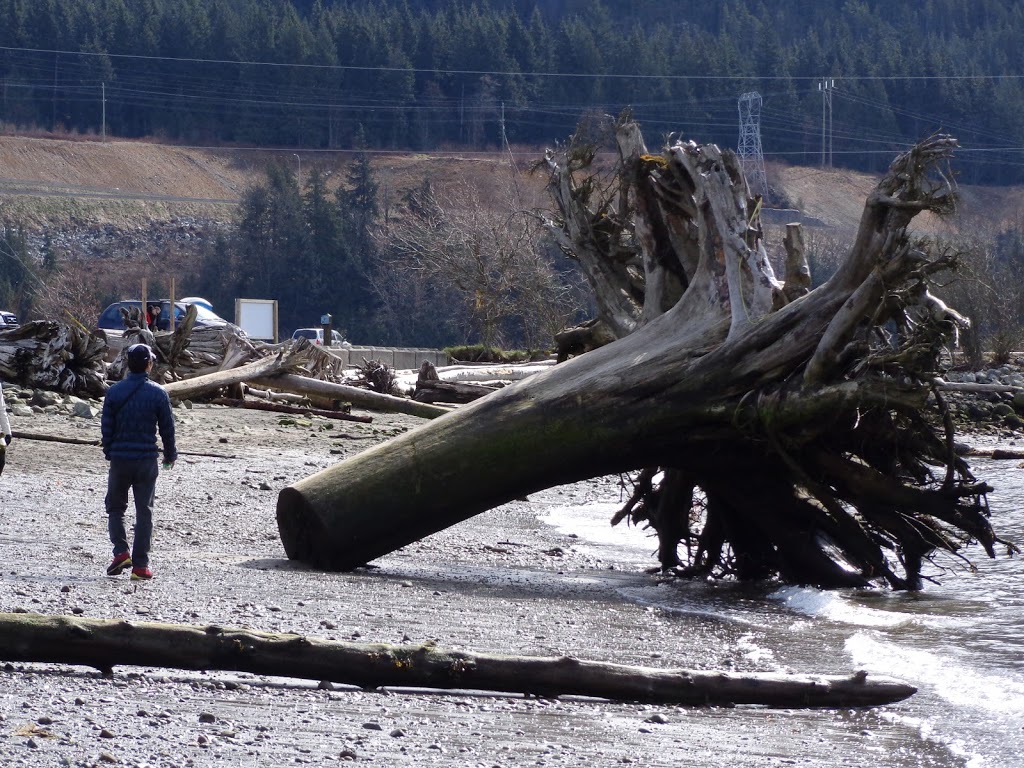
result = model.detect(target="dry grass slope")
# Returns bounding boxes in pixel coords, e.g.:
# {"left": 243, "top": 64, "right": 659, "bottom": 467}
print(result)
{"left": 0, "top": 134, "right": 1021, "bottom": 235}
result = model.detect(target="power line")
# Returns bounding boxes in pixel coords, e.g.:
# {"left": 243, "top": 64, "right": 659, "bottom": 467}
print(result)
{"left": 1, "top": 45, "right": 1023, "bottom": 82}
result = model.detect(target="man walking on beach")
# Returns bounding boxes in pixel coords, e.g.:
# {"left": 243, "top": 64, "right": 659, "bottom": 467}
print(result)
{"left": 101, "top": 343, "right": 177, "bottom": 580}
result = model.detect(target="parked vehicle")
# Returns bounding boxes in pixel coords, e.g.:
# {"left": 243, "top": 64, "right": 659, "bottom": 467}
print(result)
{"left": 97, "top": 300, "right": 228, "bottom": 332}
{"left": 291, "top": 327, "right": 348, "bottom": 348}
{"left": 0, "top": 310, "right": 18, "bottom": 329}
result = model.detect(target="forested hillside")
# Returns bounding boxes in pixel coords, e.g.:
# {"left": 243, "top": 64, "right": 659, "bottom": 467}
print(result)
{"left": 0, "top": 0, "right": 1021, "bottom": 184}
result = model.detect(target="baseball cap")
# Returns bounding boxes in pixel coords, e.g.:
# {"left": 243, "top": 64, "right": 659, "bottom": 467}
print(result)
{"left": 126, "top": 343, "right": 154, "bottom": 366}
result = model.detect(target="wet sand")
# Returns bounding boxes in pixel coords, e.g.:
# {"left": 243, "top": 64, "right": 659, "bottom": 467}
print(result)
{"left": 0, "top": 403, "right": 961, "bottom": 767}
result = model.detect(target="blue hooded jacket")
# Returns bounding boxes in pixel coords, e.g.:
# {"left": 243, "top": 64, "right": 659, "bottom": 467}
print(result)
{"left": 101, "top": 372, "right": 177, "bottom": 463}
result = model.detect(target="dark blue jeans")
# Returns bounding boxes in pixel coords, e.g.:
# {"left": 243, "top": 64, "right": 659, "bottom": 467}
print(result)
{"left": 105, "top": 457, "right": 159, "bottom": 568}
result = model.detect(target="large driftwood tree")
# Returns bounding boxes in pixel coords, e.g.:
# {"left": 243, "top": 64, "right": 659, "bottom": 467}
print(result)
{"left": 277, "top": 118, "right": 1015, "bottom": 590}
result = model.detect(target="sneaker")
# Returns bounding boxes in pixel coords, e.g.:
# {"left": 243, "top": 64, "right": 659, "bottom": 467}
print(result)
{"left": 130, "top": 566, "right": 153, "bottom": 581}
{"left": 106, "top": 551, "right": 132, "bottom": 576}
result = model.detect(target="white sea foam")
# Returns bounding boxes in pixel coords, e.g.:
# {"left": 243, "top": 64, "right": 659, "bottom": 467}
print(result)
{"left": 847, "top": 632, "right": 1024, "bottom": 715}
{"left": 771, "top": 585, "right": 921, "bottom": 628}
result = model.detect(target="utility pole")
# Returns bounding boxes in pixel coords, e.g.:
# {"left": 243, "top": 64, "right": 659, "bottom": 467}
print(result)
{"left": 818, "top": 79, "right": 835, "bottom": 168}
{"left": 737, "top": 92, "right": 767, "bottom": 197}
{"left": 500, "top": 101, "right": 508, "bottom": 151}
{"left": 101, "top": 83, "right": 106, "bottom": 142}
{"left": 293, "top": 153, "right": 301, "bottom": 182}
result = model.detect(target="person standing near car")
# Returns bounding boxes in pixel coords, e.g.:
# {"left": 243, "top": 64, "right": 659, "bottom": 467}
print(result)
{"left": 101, "top": 344, "right": 177, "bottom": 580}
{"left": 0, "top": 380, "right": 12, "bottom": 477}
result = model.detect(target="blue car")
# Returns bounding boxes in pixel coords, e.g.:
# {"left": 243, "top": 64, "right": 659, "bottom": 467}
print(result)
{"left": 97, "top": 300, "right": 227, "bottom": 332}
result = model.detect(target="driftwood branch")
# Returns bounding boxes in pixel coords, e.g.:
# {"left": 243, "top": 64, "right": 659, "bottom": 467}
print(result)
{"left": 8, "top": 432, "right": 236, "bottom": 459}
{"left": 0, "top": 613, "right": 915, "bottom": 708}
{"left": 211, "top": 398, "right": 373, "bottom": 424}
{"left": 252, "top": 374, "right": 449, "bottom": 419}
{"left": 11, "top": 430, "right": 99, "bottom": 446}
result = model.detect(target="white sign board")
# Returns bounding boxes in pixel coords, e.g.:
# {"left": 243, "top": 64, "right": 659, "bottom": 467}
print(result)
{"left": 235, "top": 299, "right": 278, "bottom": 341}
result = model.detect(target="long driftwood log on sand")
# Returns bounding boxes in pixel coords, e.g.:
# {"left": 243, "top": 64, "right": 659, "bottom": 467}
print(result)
{"left": 277, "top": 122, "right": 1014, "bottom": 589}
{"left": 0, "top": 613, "right": 915, "bottom": 708}
{"left": 252, "top": 373, "right": 449, "bottom": 419}
{"left": 211, "top": 397, "right": 373, "bottom": 423}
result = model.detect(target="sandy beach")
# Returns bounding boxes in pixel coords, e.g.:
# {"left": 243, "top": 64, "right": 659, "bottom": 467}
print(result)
{"left": 0, "top": 400, "right": 964, "bottom": 767}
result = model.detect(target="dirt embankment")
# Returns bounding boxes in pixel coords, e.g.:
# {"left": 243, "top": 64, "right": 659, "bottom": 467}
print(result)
{"left": 0, "top": 136, "right": 533, "bottom": 232}
{"left": 1, "top": 134, "right": 1021, "bottom": 252}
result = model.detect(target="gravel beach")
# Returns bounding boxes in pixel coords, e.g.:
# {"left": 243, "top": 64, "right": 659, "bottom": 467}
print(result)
{"left": 0, "top": 397, "right": 970, "bottom": 767}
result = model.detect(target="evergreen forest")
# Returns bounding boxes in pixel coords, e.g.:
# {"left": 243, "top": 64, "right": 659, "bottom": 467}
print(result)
{"left": 1, "top": 0, "right": 1022, "bottom": 184}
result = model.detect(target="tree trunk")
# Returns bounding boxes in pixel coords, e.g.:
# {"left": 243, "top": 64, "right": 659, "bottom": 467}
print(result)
{"left": 277, "top": 125, "right": 1012, "bottom": 588}
{"left": 0, "top": 613, "right": 915, "bottom": 708}
{"left": 253, "top": 373, "right": 449, "bottom": 419}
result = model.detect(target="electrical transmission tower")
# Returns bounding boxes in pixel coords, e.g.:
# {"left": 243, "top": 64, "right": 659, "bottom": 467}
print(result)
{"left": 737, "top": 91, "right": 767, "bottom": 198}
{"left": 818, "top": 78, "right": 835, "bottom": 168}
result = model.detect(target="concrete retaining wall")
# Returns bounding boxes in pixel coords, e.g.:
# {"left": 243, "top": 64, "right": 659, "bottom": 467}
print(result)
{"left": 326, "top": 346, "right": 450, "bottom": 371}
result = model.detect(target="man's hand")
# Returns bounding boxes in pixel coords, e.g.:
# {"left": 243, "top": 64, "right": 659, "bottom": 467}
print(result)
{"left": 3, "top": 434, "right": 10, "bottom": 446}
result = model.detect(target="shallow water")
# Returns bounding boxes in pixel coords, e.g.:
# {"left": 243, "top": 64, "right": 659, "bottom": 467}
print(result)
{"left": 543, "top": 460, "right": 1024, "bottom": 768}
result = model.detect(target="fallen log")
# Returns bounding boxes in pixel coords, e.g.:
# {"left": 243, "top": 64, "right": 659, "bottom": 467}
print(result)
{"left": 246, "top": 382, "right": 350, "bottom": 411}
{"left": 934, "top": 379, "right": 1022, "bottom": 394}
{"left": 11, "top": 430, "right": 99, "bottom": 446}
{"left": 252, "top": 373, "right": 449, "bottom": 419}
{"left": 162, "top": 342, "right": 314, "bottom": 401}
{"left": 413, "top": 379, "right": 497, "bottom": 404}
{"left": 435, "top": 361, "right": 556, "bottom": 383}
{"left": 177, "top": 450, "right": 239, "bottom": 460}
{"left": 243, "top": 386, "right": 310, "bottom": 405}
{"left": 276, "top": 127, "right": 1014, "bottom": 587}
{"left": 990, "top": 449, "right": 1024, "bottom": 460}
{"left": 0, "top": 613, "right": 915, "bottom": 708}
{"left": 211, "top": 397, "right": 373, "bottom": 424}
{"left": 414, "top": 361, "right": 498, "bottom": 404}
{"left": 8, "top": 431, "right": 235, "bottom": 459}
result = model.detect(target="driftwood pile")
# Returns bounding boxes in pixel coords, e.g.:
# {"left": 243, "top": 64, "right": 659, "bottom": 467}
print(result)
{"left": 2, "top": 307, "right": 453, "bottom": 422}
{"left": 0, "top": 320, "right": 108, "bottom": 398}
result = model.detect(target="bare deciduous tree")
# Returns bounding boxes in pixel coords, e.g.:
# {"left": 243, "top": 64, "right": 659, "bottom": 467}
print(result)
{"left": 373, "top": 176, "right": 583, "bottom": 350}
